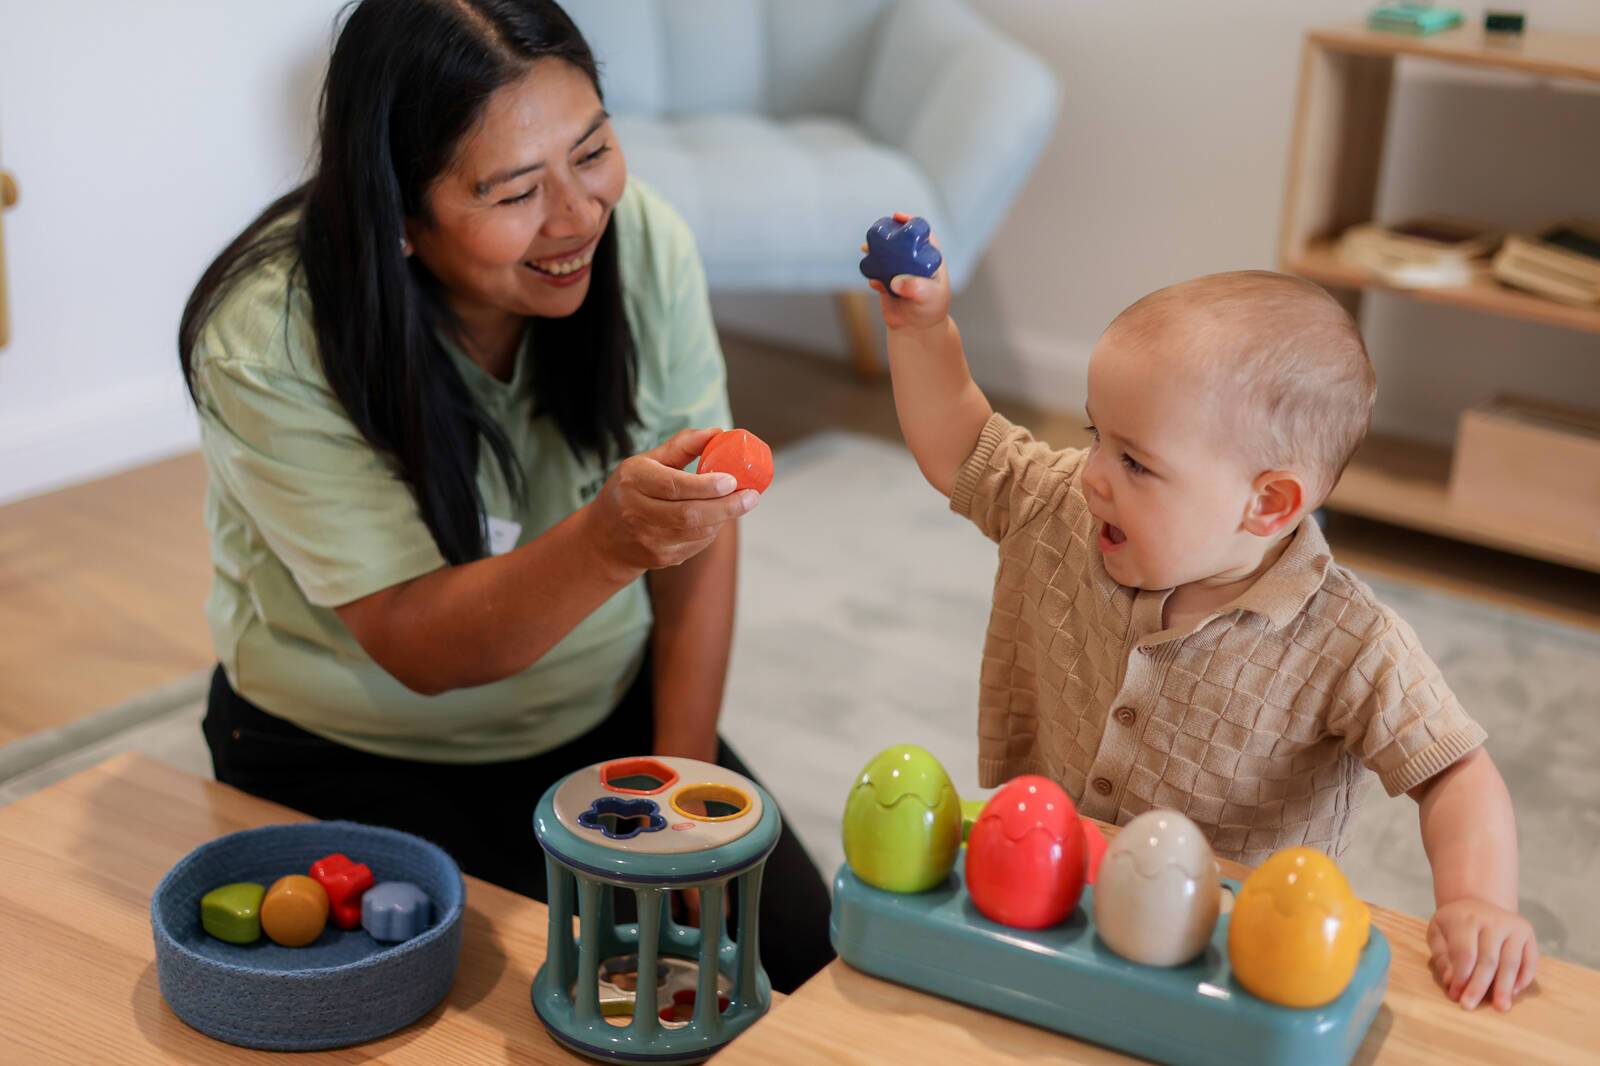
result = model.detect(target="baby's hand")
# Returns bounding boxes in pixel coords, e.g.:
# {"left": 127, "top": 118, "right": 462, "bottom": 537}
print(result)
{"left": 860, "top": 212, "right": 951, "bottom": 332}
{"left": 1427, "top": 898, "right": 1539, "bottom": 1011}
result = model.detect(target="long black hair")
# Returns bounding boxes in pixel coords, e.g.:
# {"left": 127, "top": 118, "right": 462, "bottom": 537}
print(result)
{"left": 179, "top": 0, "right": 637, "bottom": 566}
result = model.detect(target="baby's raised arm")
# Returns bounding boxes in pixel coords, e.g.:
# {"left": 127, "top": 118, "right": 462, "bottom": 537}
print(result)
{"left": 861, "top": 216, "right": 993, "bottom": 497}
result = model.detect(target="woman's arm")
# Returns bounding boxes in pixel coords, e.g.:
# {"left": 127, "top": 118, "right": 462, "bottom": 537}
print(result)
{"left": 646, "top": 522, "right": 738, "bottom": 763}
{"left": 335, "top": 428, "right": 757, "bottom": 695}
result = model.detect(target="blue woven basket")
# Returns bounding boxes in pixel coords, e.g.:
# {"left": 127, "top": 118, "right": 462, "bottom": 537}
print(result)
{"left": 150, "top": 821, "right": 466, "bottom": 1051}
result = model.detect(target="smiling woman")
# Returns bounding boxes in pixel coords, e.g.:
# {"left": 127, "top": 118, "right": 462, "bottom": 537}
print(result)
{"left": 409, "top": 69, "right": 626, "bottom": 348}
{"left": 174, "top": 0, "right": 831, "bottom": 993}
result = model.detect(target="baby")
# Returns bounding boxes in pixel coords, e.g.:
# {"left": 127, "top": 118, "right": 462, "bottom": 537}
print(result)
{"left": 865, "top": 231, "right": 1538, "bottom": 1012}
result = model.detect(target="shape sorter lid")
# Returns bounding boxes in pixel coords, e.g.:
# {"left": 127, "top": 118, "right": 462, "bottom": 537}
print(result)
{"left": 552, "top": 757, "right": 765, "bottom": 856}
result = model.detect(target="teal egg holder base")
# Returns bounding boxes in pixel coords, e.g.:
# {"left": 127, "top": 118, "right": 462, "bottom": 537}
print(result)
{"left": 831, "top": 854, "right": 1389, "bottom": 1066}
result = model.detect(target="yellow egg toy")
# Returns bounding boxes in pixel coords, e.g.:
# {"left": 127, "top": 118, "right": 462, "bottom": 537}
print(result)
{"left": 1228, "top": 847, "right": 1370, "bottom": 1008}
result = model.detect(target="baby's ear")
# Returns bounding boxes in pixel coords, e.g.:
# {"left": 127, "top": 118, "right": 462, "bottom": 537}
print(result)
{"left": 1244, "top": 471, "right": 1306, "bottom": 537}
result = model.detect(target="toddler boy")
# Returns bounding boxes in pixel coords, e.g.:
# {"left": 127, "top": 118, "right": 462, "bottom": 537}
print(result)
{"left": 866, "top": 228, "right": 1538, "bottom": 1012}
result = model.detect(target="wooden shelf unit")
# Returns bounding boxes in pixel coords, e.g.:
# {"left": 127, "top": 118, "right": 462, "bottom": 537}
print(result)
{"left": 1281, "top": 23, "right": 1600, "bottom": 573}
{"left": 1329, "top": 433, "right": 1600, "bottom": 573}
{"left": 1287, "top": 238, "right": 1600, "bottom": 336}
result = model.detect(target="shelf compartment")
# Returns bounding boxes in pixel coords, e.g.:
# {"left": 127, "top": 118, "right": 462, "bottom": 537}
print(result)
{"left": 1285, "top": 238, "right": 1600, "bottom": 336}
{"left": 1327, "top": 432, "right": 1600, "bottom": 574}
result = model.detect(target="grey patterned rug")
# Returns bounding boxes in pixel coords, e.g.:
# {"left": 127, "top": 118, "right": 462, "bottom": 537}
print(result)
{"left": 4, "top": 432, "right": 1596, "bottom": 969}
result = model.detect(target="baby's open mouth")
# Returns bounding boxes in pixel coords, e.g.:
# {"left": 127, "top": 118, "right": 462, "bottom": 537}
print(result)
{"left": 1100, "top": 522, "right": 1127, "bottom": 550}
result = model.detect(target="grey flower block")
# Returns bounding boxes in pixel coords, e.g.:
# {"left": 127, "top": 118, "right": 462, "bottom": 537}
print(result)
{"left": 362, "top": 881, "right": 432, "bottom": 942}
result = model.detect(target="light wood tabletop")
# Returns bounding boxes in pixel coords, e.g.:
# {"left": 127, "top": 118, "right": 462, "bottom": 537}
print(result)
{"left": 713, "top": 829, "right": 1600, "bottom": 1066}
{"left": 4, "top": 755, "right": 1597, "bottom": 1064}
{"left": 0, "top": 753, "right": 580, "bottom": 1063}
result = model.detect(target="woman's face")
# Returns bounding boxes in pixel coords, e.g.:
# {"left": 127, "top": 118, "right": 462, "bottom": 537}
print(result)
{"left": 409, "top": 58, "right": 626, "bottom": 322}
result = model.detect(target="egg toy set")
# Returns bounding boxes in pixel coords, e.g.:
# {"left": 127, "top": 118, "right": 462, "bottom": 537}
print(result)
{"left": 199, "top": 852, "right": 433, "bottom": 949}
{"left": 531, "top": 756, "right": 780, "bottom": 1065}
{"left": 150, "top": 821, "right": 465, "bottom": 1051}
{"left": 832, "top": 745, "right": 1390, "bottom": 1066}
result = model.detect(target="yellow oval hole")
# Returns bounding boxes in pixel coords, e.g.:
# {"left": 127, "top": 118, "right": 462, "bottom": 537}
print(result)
{"left": 671, "top": 783, "right": 751, "bottom": 822}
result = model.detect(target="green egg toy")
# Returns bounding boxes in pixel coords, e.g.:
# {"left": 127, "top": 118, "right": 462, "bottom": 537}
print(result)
{"left": 842, "top": 744, "right": 962, "bottom": 893}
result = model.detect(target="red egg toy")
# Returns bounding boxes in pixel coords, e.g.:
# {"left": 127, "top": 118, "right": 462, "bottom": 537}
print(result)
{"left": 965, "top": 775, "right": 1104, "bottom": 929}
{"left": 697, "top": 429, "right": 773, "bottom": 494}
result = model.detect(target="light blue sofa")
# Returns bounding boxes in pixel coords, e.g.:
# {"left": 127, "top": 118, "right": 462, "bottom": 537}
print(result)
{"left": 562, "top": 0, "right": 1060, "bottom": 374}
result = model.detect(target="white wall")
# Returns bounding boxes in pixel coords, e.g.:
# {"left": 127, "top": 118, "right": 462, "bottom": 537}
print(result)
{"left": 715, "top": 0, "right": 1600, "bottom": 442}
{"left": 0, "top": 3, "right": 337, "bottom": 504}
{"left": 3, "top": 2, "right": 1598, "bottom": 504}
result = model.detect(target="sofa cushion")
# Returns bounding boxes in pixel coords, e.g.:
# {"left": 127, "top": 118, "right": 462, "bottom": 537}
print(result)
{"left": 561, "top": 0, "right": 668, "bottom": 118}
{"left": 615, "top": 114, "right": 950, "bottom": 291}
{"left": 657, "top": 1, "right": 768, "bottom": 115}
{"left": 567, "top": 0, "right": 895, "bottom": 120}
{"left": 765, "top": 0, "right": 892, "bottom": 118}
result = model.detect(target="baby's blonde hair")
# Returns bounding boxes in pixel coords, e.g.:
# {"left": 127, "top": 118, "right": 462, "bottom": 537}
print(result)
{"left": 1106, "top": 271, "right": 1375, "bottom": 504}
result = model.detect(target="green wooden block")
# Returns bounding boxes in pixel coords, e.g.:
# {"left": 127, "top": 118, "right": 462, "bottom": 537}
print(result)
{"left": 201, "top": 882, "right": 266, "bottom": 944}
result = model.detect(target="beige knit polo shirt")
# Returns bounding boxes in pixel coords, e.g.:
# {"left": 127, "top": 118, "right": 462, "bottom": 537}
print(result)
{"left": 950, "top": 414, "right": 1487, "bottom": 866}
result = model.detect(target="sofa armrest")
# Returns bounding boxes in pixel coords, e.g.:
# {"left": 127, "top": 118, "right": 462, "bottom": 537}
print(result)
{"left": 859, "top": 0, "right": 1060, "bottom": 289}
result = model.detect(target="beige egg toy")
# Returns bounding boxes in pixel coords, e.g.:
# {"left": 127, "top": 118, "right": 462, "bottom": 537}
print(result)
{"left": 1093, "top": 810, "right": 1221, "bottom": 967}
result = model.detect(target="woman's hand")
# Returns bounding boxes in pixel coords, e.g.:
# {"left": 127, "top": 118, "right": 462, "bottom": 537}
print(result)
{"left": 585, "top": 428, "right": 758, "bottom": 581}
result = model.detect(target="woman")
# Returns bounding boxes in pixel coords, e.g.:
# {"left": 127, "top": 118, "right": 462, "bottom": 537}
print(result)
{"left": 178, "top": 0, "right": 832, "bottom": 992}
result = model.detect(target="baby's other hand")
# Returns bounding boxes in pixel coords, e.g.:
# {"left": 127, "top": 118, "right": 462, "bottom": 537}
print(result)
{"left": 860, "top": 212, "right": 951, "bottom": 332}
{"left": 1427, "top": 898, "right": 1539, "bottom": 1011}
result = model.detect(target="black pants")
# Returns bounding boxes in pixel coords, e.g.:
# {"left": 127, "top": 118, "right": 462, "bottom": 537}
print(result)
{"left": 202, "top": 664, "right": 835, "bottom": 993}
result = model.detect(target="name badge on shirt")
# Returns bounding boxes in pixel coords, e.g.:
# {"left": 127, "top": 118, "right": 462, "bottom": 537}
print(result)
{"left": 485, "top": 516, "right": 522, "bottom": 556}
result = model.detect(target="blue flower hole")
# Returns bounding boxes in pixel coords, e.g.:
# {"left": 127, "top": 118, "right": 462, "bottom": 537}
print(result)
{"left": 578, "top": 797, "right": 667, "bottom": 840}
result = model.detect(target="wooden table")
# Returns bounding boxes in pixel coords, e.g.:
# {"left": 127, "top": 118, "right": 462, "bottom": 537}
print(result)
{"left": 713, "top": 829, "right": 1600, "bottom": 1066}
{"left": 4, "top": 755, "right": 1596, "bottom": 1064}
{"left": 0, "top": 753, "right": 581, "bottom": 1063}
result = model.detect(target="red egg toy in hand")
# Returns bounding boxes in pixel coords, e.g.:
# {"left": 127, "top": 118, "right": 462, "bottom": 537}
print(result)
{"left": 965, "top": 775, "right": 1105, "bottom": 929}
{"left": 697, "top": 429, "right": 773, "bottom": 494}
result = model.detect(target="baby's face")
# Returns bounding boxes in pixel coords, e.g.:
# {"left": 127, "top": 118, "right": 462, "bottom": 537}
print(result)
{"left": 1082, "top": 327, "right": 1265, "bottom": 591}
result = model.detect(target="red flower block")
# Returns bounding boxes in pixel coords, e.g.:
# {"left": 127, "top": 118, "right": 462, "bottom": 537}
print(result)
{"left": 309, "top": 853, "right": 375, "bottom": 930}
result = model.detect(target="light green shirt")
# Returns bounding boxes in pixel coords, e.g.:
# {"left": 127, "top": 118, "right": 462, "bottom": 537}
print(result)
{"left": 193, "top": 178, "right": 732, "bottom": 763}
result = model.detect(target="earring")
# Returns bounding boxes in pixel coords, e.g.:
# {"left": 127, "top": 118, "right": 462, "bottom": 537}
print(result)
{"left": 400, "top": 237, "right": 413, "bottom": 256}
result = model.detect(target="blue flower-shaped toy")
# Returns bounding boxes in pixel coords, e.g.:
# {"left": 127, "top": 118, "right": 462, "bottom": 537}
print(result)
{"left": 859, "top": 214, "right": 943, "bottom": 294}
{"left": 578, "top": 797, "right": 668, "bottom": 840}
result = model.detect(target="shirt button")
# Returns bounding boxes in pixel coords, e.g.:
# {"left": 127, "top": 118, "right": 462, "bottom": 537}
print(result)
{"left": 1093, "top": 777, "right": 1114, "bottom": 796}
{"left": 1116, "top": 707, "right": 1136, "bottom": 727}
{"left": 1137, "top": 645, "right": 1155, "bottom": 655}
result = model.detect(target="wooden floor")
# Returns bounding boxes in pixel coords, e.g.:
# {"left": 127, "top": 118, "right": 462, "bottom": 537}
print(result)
{"left": 0, "top": 453, "right": 214, "bottom": 745}
{"left": 3, "top": 333, "right": 1597, "bottom": 745}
